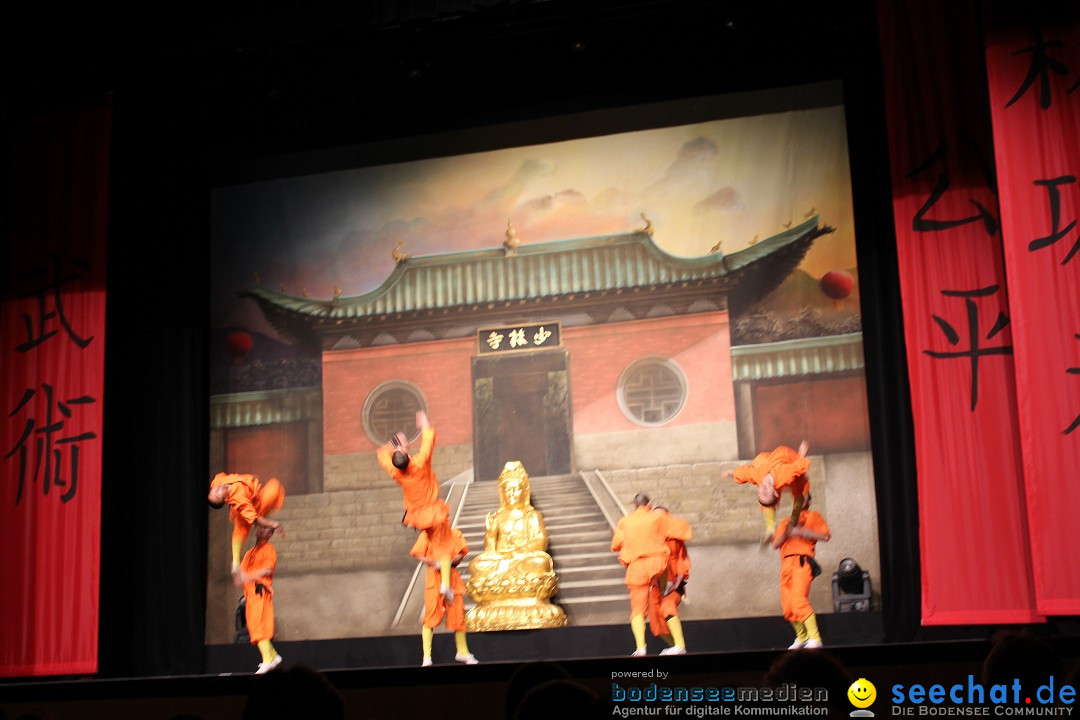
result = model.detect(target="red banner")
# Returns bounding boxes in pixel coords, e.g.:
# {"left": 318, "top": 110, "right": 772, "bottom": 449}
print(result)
{"left": 983, "top": 9, "right": 1080, "bottom": 615}
{"left": 0, "top": 102, "right": 111, "bottom": 676}
{"left": 879, "top": 0, "right": 1040, "bottom": 624}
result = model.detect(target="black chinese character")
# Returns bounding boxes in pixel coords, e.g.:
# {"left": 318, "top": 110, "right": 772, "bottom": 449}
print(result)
{"left": 1068, "top": 333, "right": 1080, "bottom": 436}
{"left": 5, "top": 384, "right": 97, "bottom": 504}
{"left": 1005, "top": 25, "right": 1072, "bottom": 110}
{"left": 909, "top": 142, "right": 999, "bottom": 236}
{"left": 15, "top": 253, "right": 94, "bottom": 353}
{"left": 1028, "top": 176, "right": 1079, "bottom": 265}
{"left": 923, "top": 286, "right": 1013, "bottom": 412}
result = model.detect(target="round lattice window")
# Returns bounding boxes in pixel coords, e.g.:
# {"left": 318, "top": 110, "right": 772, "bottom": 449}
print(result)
{"left": 617, "top": 357, "right": 687, "bottom": 426}
{"left": 362, "top": 382, "right": 428, "bottom": 445}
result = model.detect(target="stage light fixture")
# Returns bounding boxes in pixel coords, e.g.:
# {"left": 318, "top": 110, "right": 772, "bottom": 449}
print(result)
{"left": 832, "top": 557, "right": 872, "bottom": 612}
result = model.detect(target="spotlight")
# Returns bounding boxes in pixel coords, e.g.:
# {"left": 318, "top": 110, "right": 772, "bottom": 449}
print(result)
{"left": 832, "top": 557, "right": 872, "bottom": 612}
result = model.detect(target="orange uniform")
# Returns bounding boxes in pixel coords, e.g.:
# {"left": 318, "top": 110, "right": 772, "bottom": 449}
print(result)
{"left": 241, "top": 540, "right": 277, "bottom": 643}
{"left": 211, "top": 473, "right": 285, "bottom": 548}
{"left": 612, "top": 506, "right": 691, "bottom": 620}
{"left": 377, "top": 427, "right": 451, "bottom": 536}
{"left": 774, "top": 510, "right": 830, "bottom": 623}
{"left": 410, "top": 527, "right": 469, "bottom": 631}
{"left": 732, "top": 445, "right": 810, "bottom": 496}
{"left": 648, "top": 514, "right": 692, "bottom": 638}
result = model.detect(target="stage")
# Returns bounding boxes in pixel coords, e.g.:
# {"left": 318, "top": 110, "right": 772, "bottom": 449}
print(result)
{"left": 5, "top": 614, "right": 1079, "bottom": 720}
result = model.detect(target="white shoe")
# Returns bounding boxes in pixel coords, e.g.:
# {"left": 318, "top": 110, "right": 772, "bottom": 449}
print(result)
{"left": 421, "top": 657, "right": 433, "bottom": 667}
{"left": 255, "top": 655, "right": 283, "bottom": 674}
{"left": 788, "top": 639, "right": 807, "bottom": 650}
{"left": 455, "top": 653, "right": 478, "bottom": 665}
{"left": 803, "top": 639, "right": 823, "bottom": 649}
{"left": 631, "top": 648, "right": 647, "bottom": 657}
{"left": 660, "top": 646, "right": 686, "bottom": 656}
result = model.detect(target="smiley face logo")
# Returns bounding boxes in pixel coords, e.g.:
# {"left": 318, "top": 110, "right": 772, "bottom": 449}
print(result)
{"left": 848, "top": 678, "right": 876, "bottom": 709}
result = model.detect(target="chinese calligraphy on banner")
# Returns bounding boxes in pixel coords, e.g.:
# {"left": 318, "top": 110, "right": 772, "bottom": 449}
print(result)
{"left": 0, "top": 102, "right": 110, "bottom": 676}
{"left": 879, "top": 0, "right": 1041, "bottom": 624}
{"left": 983, "top": 8, "right": 1080, "bottom": 615}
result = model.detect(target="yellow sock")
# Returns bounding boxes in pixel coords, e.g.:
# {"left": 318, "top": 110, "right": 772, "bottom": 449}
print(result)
{"left": 630, "top": 614, "right": 646, "bottom": 649}
{"left": 761, "top": 506, "right": 776, "bottom": 534}
{"left": 422, "top": 626, "right": 433, "bottom": 659}
{"left": 790, "top": 493, "right": 805, "bottom": 524}
{"left": 439, "top": 556, "right": 451, "bottom": 591}
{"left": 231, "top": 536, "right": 244, "bottom": 572}
{"left": 803, "top": 613, "right": 821, "bottom": 641}
{"left": 257, "top": 639, "right": 276, "bottom": 663}
{"left": 792, "top": 621, "right": 808, "bottom": 641}
{"left": 454, "top": 630, "right": 470, "bottom": 656}
{"left": 666, "top": 616, "right": 686, "bottom": 649}
{"left": 660, "top": 634, "right": 674, "bottom": 647}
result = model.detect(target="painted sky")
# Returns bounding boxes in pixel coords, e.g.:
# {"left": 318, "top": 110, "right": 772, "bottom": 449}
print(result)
{"left": 211, "top": 104, "right": 856, "bottom": 341}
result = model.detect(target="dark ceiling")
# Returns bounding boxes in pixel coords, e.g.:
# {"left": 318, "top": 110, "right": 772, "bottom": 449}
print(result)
{"left": 3, "top": 1, "right": 874, "bottom": 161}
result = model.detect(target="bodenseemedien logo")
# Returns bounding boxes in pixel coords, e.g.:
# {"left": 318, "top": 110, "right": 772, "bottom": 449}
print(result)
{"left": 610, "top": 670, "right": 831, "bottom": 715}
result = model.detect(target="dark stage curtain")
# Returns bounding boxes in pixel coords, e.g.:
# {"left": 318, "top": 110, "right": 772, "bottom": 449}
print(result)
{"left": 96, "top": 90, "right": 211, "bottom": 678}
{"left": 843, "top": 11, "right": 923, "bottom": 642}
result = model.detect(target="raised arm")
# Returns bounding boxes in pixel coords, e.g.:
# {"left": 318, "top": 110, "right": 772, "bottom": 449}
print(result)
{"left": 412, "top": 426, "right": 436, "bottom": 468}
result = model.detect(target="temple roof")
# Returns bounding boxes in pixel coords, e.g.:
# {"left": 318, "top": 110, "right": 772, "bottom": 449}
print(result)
{"left": 245, "top": 215, "right": 833, "bottom": 347}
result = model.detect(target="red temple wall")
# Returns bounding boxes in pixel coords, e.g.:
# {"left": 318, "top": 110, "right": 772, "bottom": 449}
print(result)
{"left": 323, "top": 337, "right": 476, "bottom": 455}
{"left": 563, "top": 312, "right": 734, "bottom": 432}
{"left": 321, "top": 312, "right": 734, "bottom": 456}
{"left": 753, "top": 375, "right": 871, "bottom": 453}
{"left": 222, "top": 422, "right": 310, "bottom": 495}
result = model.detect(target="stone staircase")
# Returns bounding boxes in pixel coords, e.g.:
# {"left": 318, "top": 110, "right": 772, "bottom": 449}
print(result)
{"left": 454, "top": 473, "right": 629, "bottom": 627}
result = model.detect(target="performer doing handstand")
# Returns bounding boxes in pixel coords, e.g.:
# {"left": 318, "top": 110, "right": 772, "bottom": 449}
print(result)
{"left": 377, "top": 410, "right": 455, "bottom": 603}
{"left": 722, "top": 440, "right": 810, "bottom": 541}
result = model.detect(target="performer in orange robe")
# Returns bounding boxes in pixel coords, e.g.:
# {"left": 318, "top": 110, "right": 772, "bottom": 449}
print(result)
{"left": 611, "top": 494, "right": 692, "bottom": 656}
{"left": 208, "top": 472, "right": 285, "bottom": 582}
{"left": 377, "top": 410, "right": 456, "bottom": 602}
{"left": 240, "top": 524, "right": 282, "bottom": 673}
{"left": 648, "top": 506, "right": 692, "bottom": 655}
{"left": 409, "top": 525, "right": 478, "bottom": 666}
{"left": 771, "top": 492, "right": 830, "bottom": 649}
{"left": 722, "top": 440, "right": 810, "bottom": 539}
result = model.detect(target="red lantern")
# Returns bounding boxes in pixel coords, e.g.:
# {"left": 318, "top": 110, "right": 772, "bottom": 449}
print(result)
{"left": 225, "top": 330, "right": 253, "bottom": 364}
{"left": 820, "top": 270, "right": 855, "bottom": 300}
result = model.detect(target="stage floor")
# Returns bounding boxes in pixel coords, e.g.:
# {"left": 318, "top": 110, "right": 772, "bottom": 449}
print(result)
{"left": 4, "top": 614, "right": 1080, "bottom": 720}
{"left": 206, "top": 611, "right": 885, "bottom": 674}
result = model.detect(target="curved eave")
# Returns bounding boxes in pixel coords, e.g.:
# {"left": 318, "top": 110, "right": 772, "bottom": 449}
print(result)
{"left": 243, "top": 215, "right": 827, "bottom": 324}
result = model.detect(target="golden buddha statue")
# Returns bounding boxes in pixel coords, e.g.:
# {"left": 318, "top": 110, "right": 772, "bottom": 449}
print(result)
{"left": 465, "top": 461, "right": 567, "bottom": 631}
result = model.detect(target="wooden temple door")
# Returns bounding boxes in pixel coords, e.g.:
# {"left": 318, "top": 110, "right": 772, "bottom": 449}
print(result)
{"left": 471, "top": 349, "right": 572, "bottom": 482}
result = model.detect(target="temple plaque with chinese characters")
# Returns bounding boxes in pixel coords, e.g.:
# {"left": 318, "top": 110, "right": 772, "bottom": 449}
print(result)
{"left": 477, "top": 323, "right": 560, "bottom": 355}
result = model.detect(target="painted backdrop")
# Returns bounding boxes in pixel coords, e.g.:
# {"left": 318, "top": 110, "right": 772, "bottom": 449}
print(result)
{"left": 207, "top": 84, "right": 879, "bottom": 644}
